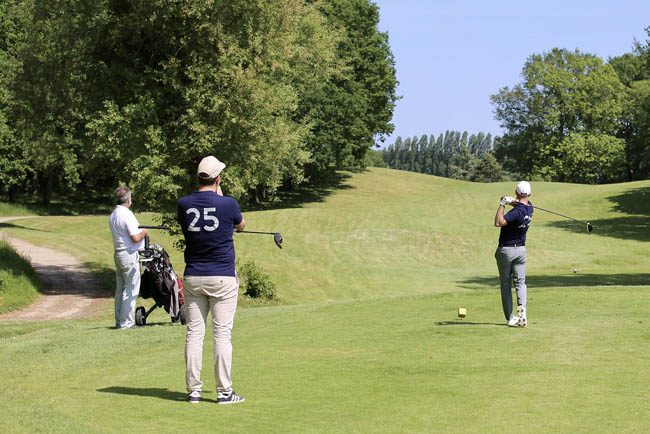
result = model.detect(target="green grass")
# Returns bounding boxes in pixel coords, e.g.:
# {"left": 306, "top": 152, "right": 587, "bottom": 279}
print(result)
{"left": 0, "top": 238, "right": 43, "bottom": 313}
{"left": 1, "top": 289, "right": 649, "bottom": 433}
{"left": 0, "top": 198, "right": 112, "bottom": 217}
{"left": 1, "top": 168, "right": 650, "bottom": 432}
{"left": 0, "top": 201, "right": 35, "bottom": 217}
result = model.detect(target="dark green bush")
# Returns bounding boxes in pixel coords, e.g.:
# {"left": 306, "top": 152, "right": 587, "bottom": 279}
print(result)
{"left": 238, "top": 261, "right": 276, "bottom": 300}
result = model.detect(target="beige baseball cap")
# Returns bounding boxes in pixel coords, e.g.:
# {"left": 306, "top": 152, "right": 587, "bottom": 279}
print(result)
{"left": 197, "top": 156, "right": 226, "bottom": 179}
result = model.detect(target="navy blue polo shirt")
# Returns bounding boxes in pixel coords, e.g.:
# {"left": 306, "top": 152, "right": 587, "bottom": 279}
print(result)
{"left": 499, "top": 202, "right": 533, "bottom": 246}
{"left": 177, "top": 191, "right": 243, "bottom": 277}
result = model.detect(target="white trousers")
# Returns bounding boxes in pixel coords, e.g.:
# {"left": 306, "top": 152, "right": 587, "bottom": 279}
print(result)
{"left": 113, "top": 250, "right": 140, "bottom": 329}
{"left": 184, "top": 275, "right": 239, "bottom": 396}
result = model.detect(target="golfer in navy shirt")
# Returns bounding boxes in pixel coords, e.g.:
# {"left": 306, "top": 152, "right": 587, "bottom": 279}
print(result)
{"left": 494, "top": 181, "right": 533, "bottom": 328}
{"left": 178, "top": 156, "right": 246, "bottom": 404}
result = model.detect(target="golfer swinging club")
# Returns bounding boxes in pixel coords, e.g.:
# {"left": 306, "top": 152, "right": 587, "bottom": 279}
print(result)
{"left": 494, "top": 181, "right": 533, "bottom": 328}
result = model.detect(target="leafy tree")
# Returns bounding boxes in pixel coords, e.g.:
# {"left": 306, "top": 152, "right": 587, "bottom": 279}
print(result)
{"left": 550, "top": 133, "right": 625, "bottom": 183}
{"left": 470, "top": 152, "right": 504, "bottom": 183}
{"left": 8, "top": 0, "right": 350, "bottom": 208}
{"left": 0, "top": 0, "right": 30, "bottom": 201}
{"left": 635, "top": 26, "right": 650, "bottom": 78}
{"left": 302, "top": 0, "right": 398, "bottom": 175}
{"left": 611, "top": 29, "right": 650, "bottom": 180}
{"left": 12, "top": 0, "right": 94, "bottom": 205}
{"left": 617, "top": 78, "right": 650, "bottom": 179}
{"left": 491, "top": 48, "right": 625, "bottom": 183}
{"left": 609, "top": 52, "right": 647, "bottom": 86}
{"left": 364, "top": 149, "right": 386, "bottom": 168}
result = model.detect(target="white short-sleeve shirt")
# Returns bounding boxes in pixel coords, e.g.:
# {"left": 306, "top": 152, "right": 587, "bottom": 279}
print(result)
{"left": 109, "top": 205, "right": 144, "bottom": 252}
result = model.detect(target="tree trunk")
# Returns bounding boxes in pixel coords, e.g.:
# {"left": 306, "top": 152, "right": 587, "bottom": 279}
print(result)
{"left": 8, "top": 184, "right": 17, "bottom": 203}
{"left": 41, "top": 170, "right": 54, "bottom": 208}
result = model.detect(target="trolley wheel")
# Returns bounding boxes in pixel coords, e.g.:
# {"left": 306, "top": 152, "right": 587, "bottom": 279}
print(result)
{"left": 179, "top": 304, "right": 186, "bottom": 325}
{"left": 135, "top": 306, "right": 146, "bottom": 326}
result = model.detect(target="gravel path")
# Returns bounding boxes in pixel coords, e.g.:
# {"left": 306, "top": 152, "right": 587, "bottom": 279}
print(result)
{"left": 0, "top": 216, "right": 112, "bottom": 321}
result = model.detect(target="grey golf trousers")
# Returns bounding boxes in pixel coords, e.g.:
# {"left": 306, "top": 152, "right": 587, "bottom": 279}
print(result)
{"left": 495, "top": 246, "right": 527, "bottom": 320}
{"left": 184, "top": 275, "right": 239, "bottom": 396}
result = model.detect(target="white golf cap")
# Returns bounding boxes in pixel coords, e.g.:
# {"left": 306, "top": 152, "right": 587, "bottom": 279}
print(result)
{"left": 197, "top": 156, "right": 226, "bottom": 179}
{"left": 516, "top": 181, "right": 531, "bottom": 196}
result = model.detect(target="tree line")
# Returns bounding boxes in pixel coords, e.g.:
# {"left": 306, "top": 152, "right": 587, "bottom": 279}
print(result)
{"left": 380, "top": 131, "right": 504, "bottom": 182}
{"left": 0, "top": 0, "right": 398, "bottom": 208}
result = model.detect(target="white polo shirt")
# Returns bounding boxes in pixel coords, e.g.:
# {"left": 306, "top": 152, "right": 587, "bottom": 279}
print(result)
{"left": 109, "top": 205, "right": 144, "bottom": 252}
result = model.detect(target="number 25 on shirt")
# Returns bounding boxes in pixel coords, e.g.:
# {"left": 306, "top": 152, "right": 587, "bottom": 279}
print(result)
{"left": 186, "top": 207, "right": 220, "bottom": 232}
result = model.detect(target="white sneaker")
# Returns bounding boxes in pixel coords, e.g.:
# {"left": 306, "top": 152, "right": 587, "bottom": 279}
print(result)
{"left": 507, "top": 316, "right": 520, "bottom": 327}
{"left": 517, "top": 305, "right": 527, "bottom": 328}
{"left": 187, "top": 391, "right": 201, "bottom": 404}
{"left": 217, "top": 391, "right": 245, "bottom": 405}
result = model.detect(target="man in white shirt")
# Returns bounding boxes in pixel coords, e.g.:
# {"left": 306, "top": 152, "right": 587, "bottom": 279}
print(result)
{"left": 109, "top": 186, "right": 149, "bottom": 329}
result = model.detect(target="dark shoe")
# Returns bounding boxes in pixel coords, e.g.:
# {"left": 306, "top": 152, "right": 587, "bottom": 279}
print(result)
{"left": 188, "top": 391, "right": 201, "bottom": 404}
{"left": 217, "top": 391, "right": 245, "bottom": 405}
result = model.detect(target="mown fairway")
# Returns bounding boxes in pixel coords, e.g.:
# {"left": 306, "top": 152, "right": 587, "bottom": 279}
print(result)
{"left": 1, "top": 168, "right": 650, "bottom": 433}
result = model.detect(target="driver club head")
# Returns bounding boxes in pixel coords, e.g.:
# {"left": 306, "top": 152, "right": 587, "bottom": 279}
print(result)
{"left": 587, "top": 223, "right": 593, "bottom": 233}
{"left": 274, "top": 232, "right": 283, "bottom": 249}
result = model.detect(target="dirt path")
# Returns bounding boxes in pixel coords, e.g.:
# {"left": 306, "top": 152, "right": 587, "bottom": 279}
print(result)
{"left": 0, "top": 216, "right": 112, "bottom": 321}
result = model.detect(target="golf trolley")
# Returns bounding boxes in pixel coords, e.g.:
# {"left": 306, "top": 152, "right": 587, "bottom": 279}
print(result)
{"left": 136, "top": 225, "right": 186, "bottom": 326}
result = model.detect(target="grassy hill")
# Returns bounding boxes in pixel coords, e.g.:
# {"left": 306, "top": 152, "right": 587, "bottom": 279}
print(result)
{"left": 3, "top": 168, "right": 649, "bottom": 304}
{"left": 1, "top": 168, "right": 650, "bottom": 433}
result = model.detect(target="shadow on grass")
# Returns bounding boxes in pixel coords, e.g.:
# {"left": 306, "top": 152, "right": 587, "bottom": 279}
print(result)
{"left": 0, "top": 243, "right": 43, "bottom": 291}
{"left": 436, "top": 321, "right": 505, "bottom": 326}
{"left": 547, "top": 216, "right": 650, "bottom": 241}
{"left": 547, "top": 186, "right": 650, "bottom": 242}
{"left": 0, "top": 221, "right": 50, "bottom": 232}
{"left": 244, "top": 171, "right": 355, "bottom": 212}
{"left": 533, "top": 186, "right": 650, "bottom": 242}
{"left": 606, "top": 186, "right": 650, "bottom": 216}
{"left": 84, "top": 261, "right": 116, "bottom": 296}
{"left": 459, "top": 273, "right": 650, "bottom": 289}
{"left": 97, "top": 387, "right": 218, "bottom": 403}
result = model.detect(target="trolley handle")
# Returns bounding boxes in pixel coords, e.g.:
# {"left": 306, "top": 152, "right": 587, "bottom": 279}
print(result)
{"left": 138, "top": 225, "right": 170, "bottom": 251}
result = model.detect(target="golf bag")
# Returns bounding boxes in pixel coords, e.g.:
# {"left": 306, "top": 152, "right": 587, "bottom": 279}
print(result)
{"left": 136, "top": 236, "right": 186, "bottom": 326}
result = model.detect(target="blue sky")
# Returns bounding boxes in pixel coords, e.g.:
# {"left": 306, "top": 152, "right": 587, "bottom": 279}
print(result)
{"left": 373, "top": 0, "right": 650, "bottom": 147}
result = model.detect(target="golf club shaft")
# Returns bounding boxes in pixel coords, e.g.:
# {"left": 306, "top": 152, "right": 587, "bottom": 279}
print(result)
{"left": 529, "top": 205, "right": 589, "bottom": 225}
{"left": 236, "top": 230, "right": 276, "bottom": 235}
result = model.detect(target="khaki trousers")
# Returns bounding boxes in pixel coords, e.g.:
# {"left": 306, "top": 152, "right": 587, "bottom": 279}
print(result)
{"left": 184, "top": 275, "right": 239, "bottom": 396}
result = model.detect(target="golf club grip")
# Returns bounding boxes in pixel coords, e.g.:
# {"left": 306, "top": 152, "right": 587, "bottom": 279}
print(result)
{"left": 139, "top": 225, "right": 171, "bottom": 230}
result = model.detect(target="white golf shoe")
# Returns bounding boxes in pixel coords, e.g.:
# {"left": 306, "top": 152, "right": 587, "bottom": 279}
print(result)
{"left": 507, "top": 315, "right": 520, "bottom": 327}
{"left": 517, "top": 305, "right": 527, "bottom": 328}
